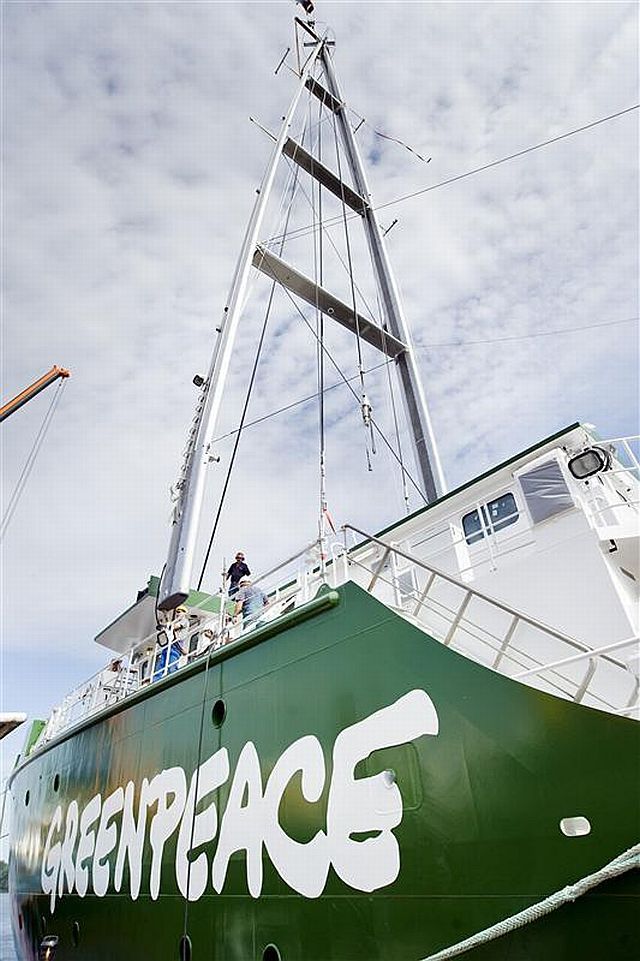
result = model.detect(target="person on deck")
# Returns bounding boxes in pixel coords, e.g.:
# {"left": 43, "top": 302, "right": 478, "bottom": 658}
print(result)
{"left": 234, "top": 576, "right": 268, "bottom": 627}
{"left": 226, "top": 552, "right": 250, "bottom": 596}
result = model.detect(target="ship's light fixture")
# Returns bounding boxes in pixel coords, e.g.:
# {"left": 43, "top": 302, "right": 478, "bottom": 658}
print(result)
{"left": 568, "top": 446, "right": 611, "bottom": 480}
{"left": 179, "top": 935, "right": 192, "bottom": 961}
{"left": 39, "top": 935, "right": 59, "bottom": 961}
{"left": 72, "top": 921, "right": 80, "bottom": 947}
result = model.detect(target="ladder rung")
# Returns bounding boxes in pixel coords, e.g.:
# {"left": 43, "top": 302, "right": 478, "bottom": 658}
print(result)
{"left": 305, "top": 77, "right": 342, "bottom": 113}
{"left": 253, "top": 246, "right": 407, "bottom": 358}
{"left": 283, "top": 138, "right": 368, "bottom": 215}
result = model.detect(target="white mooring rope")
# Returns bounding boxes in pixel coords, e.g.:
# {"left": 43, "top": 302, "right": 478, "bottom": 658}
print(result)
{"left": 418, "top": 843, "right": 640, "bottom": 961}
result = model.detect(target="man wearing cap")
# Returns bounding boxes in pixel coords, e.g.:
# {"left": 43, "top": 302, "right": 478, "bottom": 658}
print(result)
{"left": 226, "top": 552, "right": 250, "bottom": 596}
{"left": 234, "top": 576, "right": 268, "bottom": 626}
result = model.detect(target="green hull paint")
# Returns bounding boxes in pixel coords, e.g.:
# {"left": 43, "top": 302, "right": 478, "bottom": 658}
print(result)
{"left": 8, "top": 582, "right": 639, "bottom": 960}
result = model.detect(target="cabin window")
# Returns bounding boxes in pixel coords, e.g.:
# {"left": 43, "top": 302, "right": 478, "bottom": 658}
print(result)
{"left": 518, "top": 460, "right": 574, "bottom": 524}
{"left": 462, "top": 493, "right": 519, "bottom": 545}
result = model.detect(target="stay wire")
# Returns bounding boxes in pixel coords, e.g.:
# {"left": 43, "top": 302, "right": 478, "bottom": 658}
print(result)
{"left": 330, "top": 101, "right": 375, "bottom": 467}
{"left": 196, "top": 128, "right": 308, "bottom": 591}
{"left": 1, "top": 378, "right": 67, "bottom": 542}
{"left": 378, "top": 288, "right": 411, "bottom": 513}
{"left": 212, "top": 359, "right": 394, "bottom": 443}
{"left": 265, "top": 267, "right": 428, "bottom": 503}
{"left": 279, "top": 156, "right": 380, "bottom": 326}
{"left": 413, "top": 314, "right": 638, "bottom": 349}
{"left": 312, "top": 88, "right": 328, "bottom": 545}
{"left": 267, "top": 104, "right": 639, "bottom": 246}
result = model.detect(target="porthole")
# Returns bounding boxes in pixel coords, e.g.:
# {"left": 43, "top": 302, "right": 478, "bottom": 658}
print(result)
{"left": 24, "top": 790, "right": 30, "bottom": 807}
{"left": 53, "top": 774, "right": 60, "bottom": 793}
{"left": 72, "top": 921, "right": 80, "bottom": 947}
{"left": 211, "top": 699, "right": 226, "bottom": 728}
{"left": 560, "top": 816, "right": 591, "bottom": 837}
{"left": 179, "top": 934, "right": 192, "bottom": 961}
{"left": 263, "top": 945, "right": 282, "bottom": 961}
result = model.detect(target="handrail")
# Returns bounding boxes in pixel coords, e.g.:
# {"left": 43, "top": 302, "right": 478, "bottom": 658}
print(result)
{"left": 514, "top": 637, "right": 639, "bottom": 679}
{"left": 341, "top": 523, "right": 630, "bottom": 672}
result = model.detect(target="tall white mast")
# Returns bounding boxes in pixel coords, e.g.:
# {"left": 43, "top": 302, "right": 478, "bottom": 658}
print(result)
{"left": 319, "top": 45, "right": 446, "bottom": 503}
{"left": 159, "top": 18, "right": 445, "bottom": 610}
{"left": 159, "top": 33, "right": 324, "bottom": 610}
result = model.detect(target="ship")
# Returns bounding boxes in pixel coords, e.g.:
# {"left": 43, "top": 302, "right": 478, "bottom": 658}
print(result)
{"left": 7, "top": 9, "right": 639, "bottom": 961}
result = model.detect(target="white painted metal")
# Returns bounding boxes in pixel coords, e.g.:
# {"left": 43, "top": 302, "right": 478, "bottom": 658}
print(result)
{"left": 320, "top": 46, "right": 446, "bottom": 502}
{"left": 159, "top": 38, "right": 324, "bottom": 610}
{"left": 36, "top": 430, "right": 639, "bottom": 751}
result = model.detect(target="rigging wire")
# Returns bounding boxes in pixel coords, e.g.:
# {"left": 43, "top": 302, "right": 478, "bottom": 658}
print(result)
{"left": 347, "top": 109, "right": 431, "bottom": 163}
{"left": 378, "top": 289, "right": 411, "bottom": 514}
{"left": 330, "top": 102, "right": 375, "bottom": 469}
{"left": 311, "top": 85, "right": 330, "bottom": 554}
{"left": 279, "top": 155, "right": 381, "bottom": 325}
{"left": 212, "top": 359, "right": 394, "bottom": 443}
{"left": 413, "top": 315, "right": 639, "bottom": 349}
{"left": 1, "top": 378, "right": 67, "bottom": 542}
{"left": 268, "top": 103, "right": 639, "bottom": 245}
{"left": 196, "top": 118, "right": 310, "bottom": 590}
{"left": 268, "top": 268, "right": 428, "bottom": 503}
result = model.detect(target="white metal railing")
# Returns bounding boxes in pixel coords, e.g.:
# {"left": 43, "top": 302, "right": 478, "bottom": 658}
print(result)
{"left": 32, "top": 539, "right": 349, "bottom": 752}
{"left": 31, "top": 434, "right": 639, "bottom": 752}
{"left": 341, "top": 524, "right": 639, "bottom": 717}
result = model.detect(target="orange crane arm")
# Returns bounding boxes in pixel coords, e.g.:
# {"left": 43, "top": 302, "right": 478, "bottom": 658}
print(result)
{"left": 0, "top": 365, "right": 70, "bottom": 423}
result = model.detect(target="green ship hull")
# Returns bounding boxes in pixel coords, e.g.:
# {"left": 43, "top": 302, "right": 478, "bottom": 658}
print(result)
{"left": 8, "top": 583, "right": 639, "bottom": 960}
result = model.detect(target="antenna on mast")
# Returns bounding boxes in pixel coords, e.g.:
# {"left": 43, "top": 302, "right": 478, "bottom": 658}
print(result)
{"left": 296, "top": 0, "right": 315, "bottom": 15}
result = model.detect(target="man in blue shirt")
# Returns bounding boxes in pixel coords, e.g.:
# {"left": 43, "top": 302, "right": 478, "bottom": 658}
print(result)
{"left": 234, "top": 576, "right": 268, "bottom": 627}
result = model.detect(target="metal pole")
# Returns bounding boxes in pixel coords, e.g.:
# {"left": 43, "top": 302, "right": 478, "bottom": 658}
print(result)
{"left": 320, "top": 47, "right": 446, "bottom": 503}
{"left": 159, "top": 39, "right": 324, "bottom": 610}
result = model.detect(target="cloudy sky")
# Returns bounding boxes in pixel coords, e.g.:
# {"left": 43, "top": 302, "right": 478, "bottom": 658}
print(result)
{"left": 1, "top": 0, "right": 638, "bottom": 823}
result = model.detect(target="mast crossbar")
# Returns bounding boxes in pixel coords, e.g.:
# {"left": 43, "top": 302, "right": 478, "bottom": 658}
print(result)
{"left": 283, "top": 138, "right": 368, "bottom": 214}
{"left": 253, "top": 245, "right": 406, "bottom": 358}
{"left": 305, "top": 77, "right": 342, "bottom": 113}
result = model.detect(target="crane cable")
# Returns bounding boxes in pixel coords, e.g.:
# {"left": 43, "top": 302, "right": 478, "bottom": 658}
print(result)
{"left": 1, "top": 378, "right": 68, "bottom": 542}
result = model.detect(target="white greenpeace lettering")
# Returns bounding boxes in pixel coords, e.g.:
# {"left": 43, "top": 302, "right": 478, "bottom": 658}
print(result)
{"left": 213, "top": 742, "right": 264, "bottom": 897}
{"left": 262, "top": 735, "right": 329, "bottom": 898}
{"left": 75, "top": 794, "right": 102, "bottom": 897}
{"left": 39, "top": 689, "right": 438, "bottom": 910}
{"left": 327, "top": 688, "right": 439, "bottom": 891}
{"left": 93, "top": 787, "right": 124, "bottom": 897}
{"left": 58, "top": 800, "right": 79, "bottom": 899}
{"left": 148, "top": 768, "right": 187, "bottom": 900}
{"left": 176, "top": 748, "right": 229, "bottom": 901}
{"left": 41, "top": 805, "right": 63, "bottom": 912}
{"left": 114, "top": 779, "right": 149, "bottom": 900}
